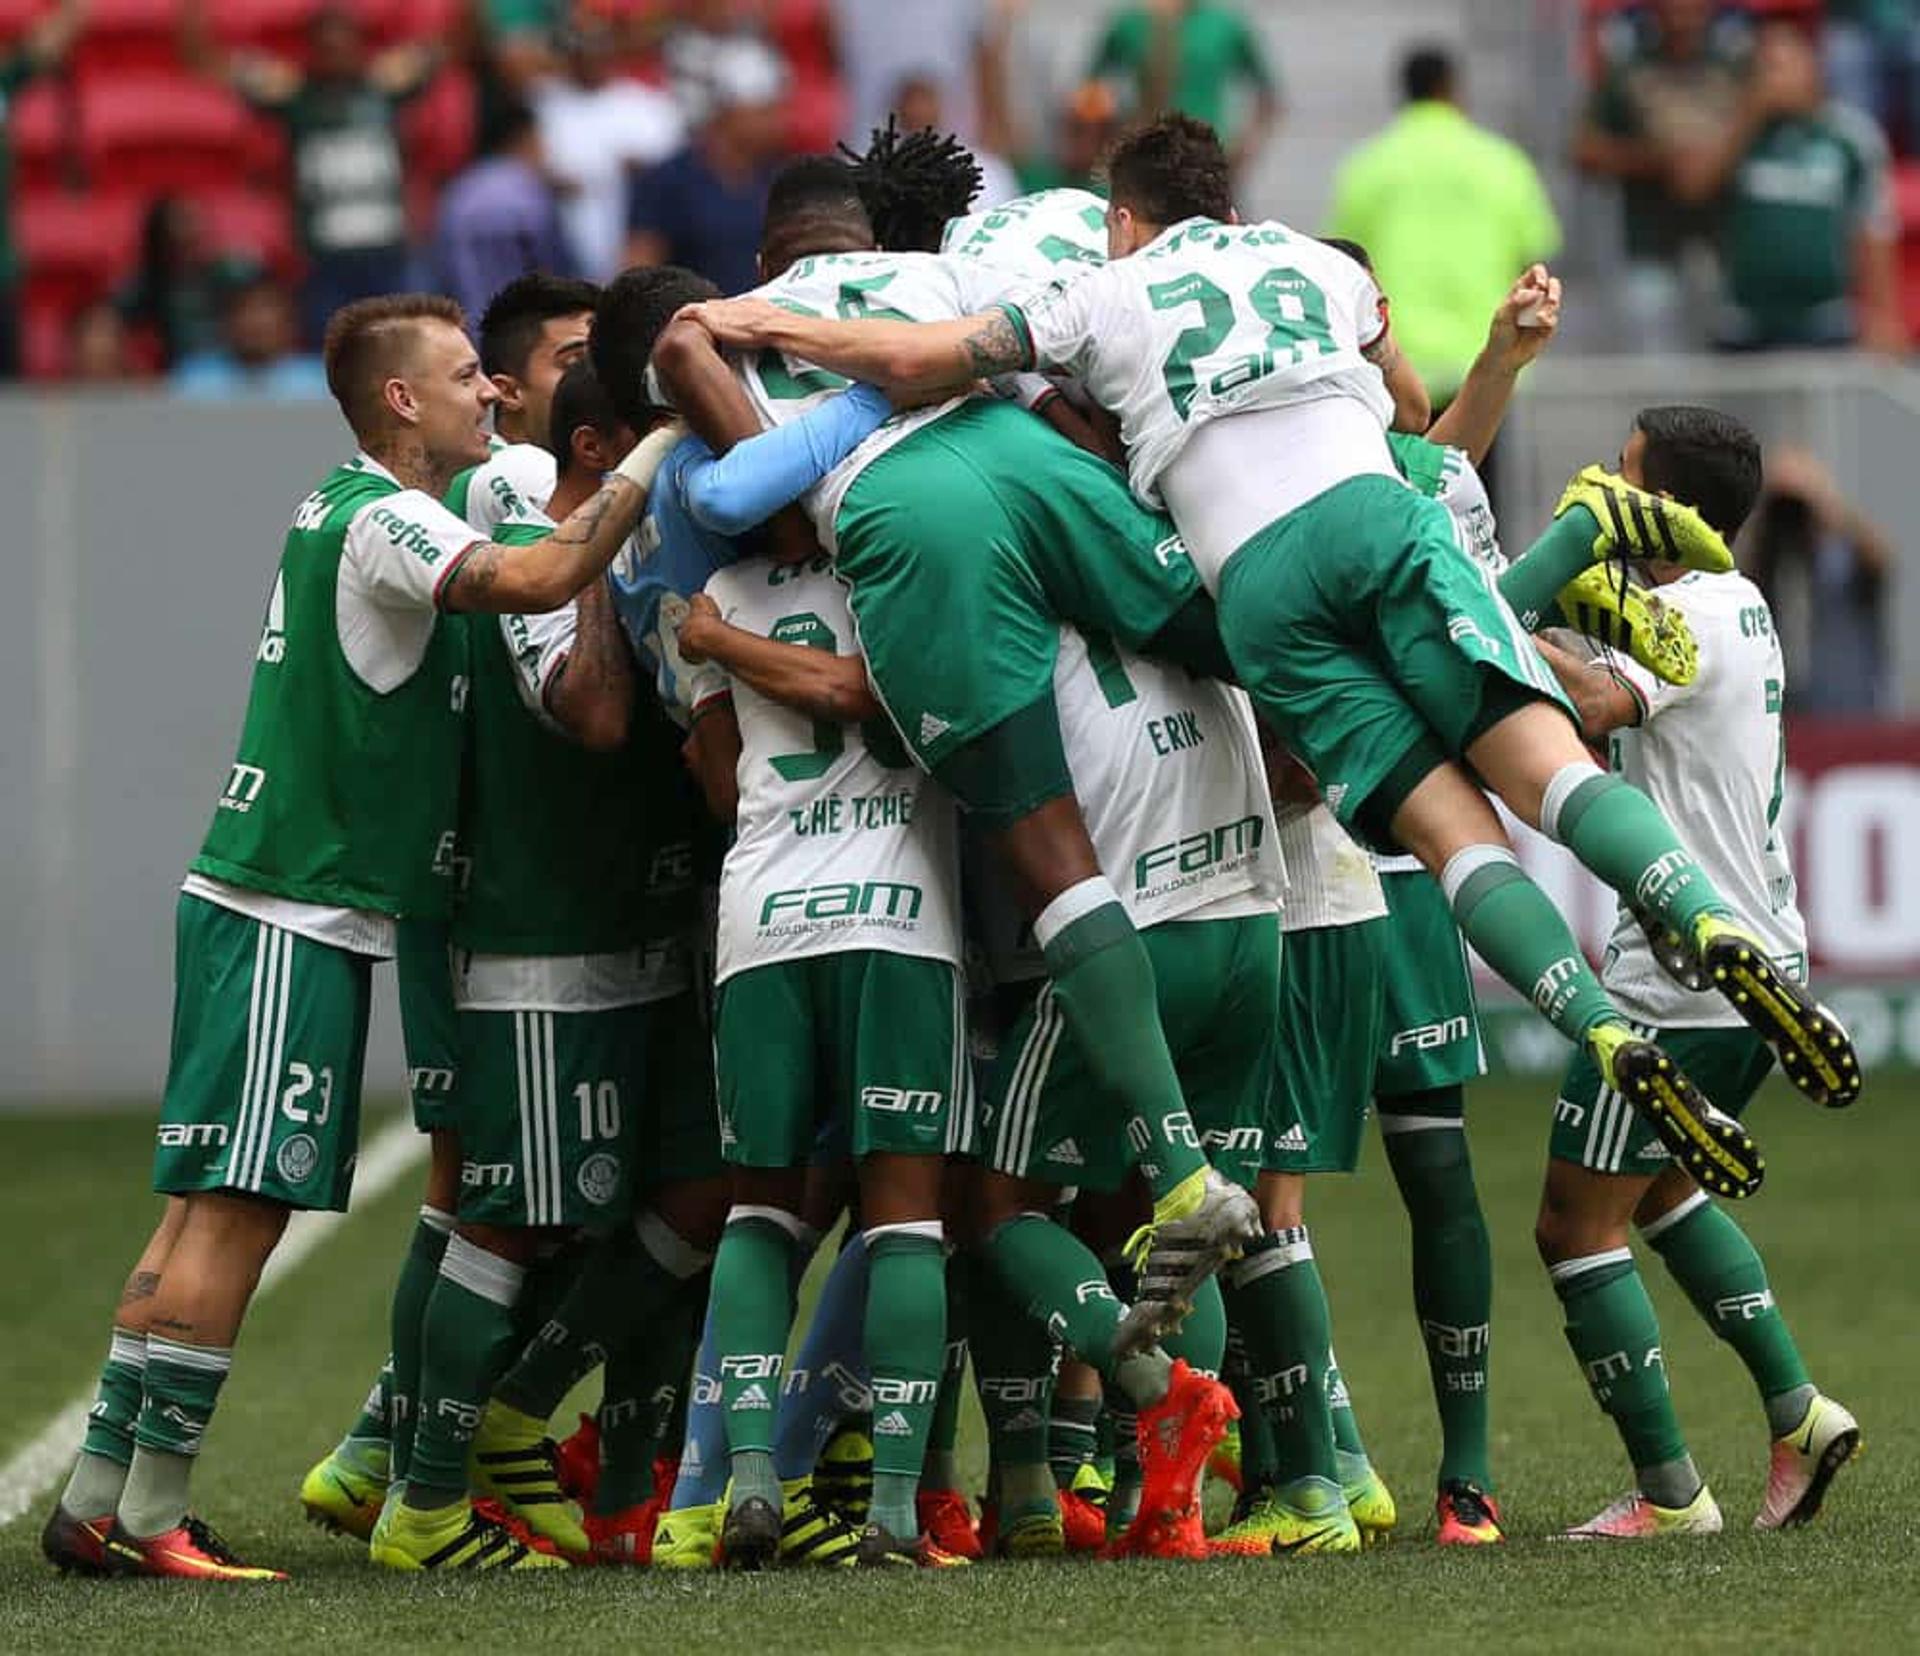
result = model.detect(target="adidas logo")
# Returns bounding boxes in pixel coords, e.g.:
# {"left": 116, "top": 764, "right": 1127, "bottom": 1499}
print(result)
{"left": 1001, "top": 1407, "right": 1046, "bottom": 1434}
{"left": 1045, "top": 1138, "right": 1085, "bottom": 1167}
{"left": 733, "top": 1383, "right": 773, "bottom": 1412}
{"left": 918, "top": 711, "right": 950, "bottom": 746}
{"left": 873, "top": 1410, "right": 913, "bottom": 1438}
{"left": 1273, "top": 1124, "right": 1309, "bottom": 1151}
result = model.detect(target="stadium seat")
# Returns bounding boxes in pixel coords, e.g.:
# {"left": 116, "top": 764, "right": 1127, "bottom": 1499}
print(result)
{"left": 1895, "top": 160, "right": 1920, "bottom": 336}
{"left": 399, "top": 64, "right": 476, "bottom": 188}
{"left": 195, "top": 187, "right": 298, "bottom": 274}
{"left": 10, "top": 79, "right": 73, "bottom": 194}
{"left": 17, "top": 190, "right": 141, "bottom": 309}
{"left": 71, "top": 0, "right": 181, "bottom": 78}
{"left": 208, "top": 0, "right": 322, "bottom": 59}
{"left": 78, "top": 73, "right": 256, "bottom": 196}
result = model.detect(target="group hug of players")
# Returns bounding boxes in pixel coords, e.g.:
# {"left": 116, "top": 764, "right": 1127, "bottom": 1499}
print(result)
{"left": 40, "top": 113, "right": 1864, "bottom": 1579}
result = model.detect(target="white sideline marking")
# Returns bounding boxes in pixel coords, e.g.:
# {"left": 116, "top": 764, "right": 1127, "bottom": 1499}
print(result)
{"left": 0, "top": 1115, "right": 426, "bottom": 1528}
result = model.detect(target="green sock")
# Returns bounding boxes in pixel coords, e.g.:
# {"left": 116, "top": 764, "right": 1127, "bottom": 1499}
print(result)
{"left": 1644, "top": 1196, "right": 1814, "bottom": 1436}
{"left": 1223, "top": 1229, "right": 1337, "bottom": 1486}
{"left": 864, "top": 1227, "right": 947, "bottom": 1538}
{"left": 119, "top": 1336, "right": 231, "bottom": 1538}
{"left": 921, "top": 1251, "right": 969, "bottom": 1493}
{"left": 712, "top": 1212, "right": 800, "bottom": 1511}
{"left": 405, "top": 1236, "right": 526, "bottom": 1508}
{"left": 1545, "top": 770, "right": 1729, "bottom": 941}
{"left": 1552, "top": 1249, "right": 1700, "bottom": 1508}
{"left": 985, "top": 1212, "right": 1128, "bottom": 1374}
{"left": 1445, "top": 850, "right": 1619, "bottom": 1043}
{"left": 345, "top": 1355, "right": 394, "bottom": 1452}
{"left": 1497, "top": 505, "right": 1603, "bottom": 631}
{"left": 595, "top": 1279, "right": 704, "bottom": 1515}
{"left": 1159, "top": 1276, "right": 1226, "bottom": 1378}
{"left": 1325, "top": 1346, "right": 1368, "bottom": 1463}
{"left": 1222, "top": 1323, "right": 1280, "bottom": 1489}
{"left": 62, "top": 1330, "right": 145, "bottom": 1518}
{"left": 495, "top": 1210, "right": 714, "bottom": 1420}
{"left": 1036, "top": 886, "right": 1207, "bottom": 1201}
{"left": 389, "top": 1206, "right": 453, "bottom": 1482}
{"left": 968, "top": 1256, "right": 1059, "bottom": 1517}
{"left": 1383, "top": 1110, "right": 1493, "bottom": 1489}
{"left": 1048, "top": 1394, "right": 1100, "bottom": 1490}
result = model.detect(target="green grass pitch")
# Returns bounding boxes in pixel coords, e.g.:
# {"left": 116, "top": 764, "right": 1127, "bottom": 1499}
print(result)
{"left": 4, "top": 1076, "right": 1916, "bottom": 1653}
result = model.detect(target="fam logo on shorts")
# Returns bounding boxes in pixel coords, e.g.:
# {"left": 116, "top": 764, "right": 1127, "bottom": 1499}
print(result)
{"left": 577, "top": 1152, "right": 621, "bottom": 1207}
{"left": 276, "top": 1133, "right": 319, "bottom": 1185}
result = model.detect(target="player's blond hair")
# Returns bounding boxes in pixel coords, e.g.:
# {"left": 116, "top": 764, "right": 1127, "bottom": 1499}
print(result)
{"left": 322, "top": 293, "right": 468, "bottom": 438}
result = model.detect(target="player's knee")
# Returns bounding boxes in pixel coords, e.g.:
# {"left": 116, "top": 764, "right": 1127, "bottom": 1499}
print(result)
{"left": 185, "top": 1189, "right": 292, "bottom": 1259}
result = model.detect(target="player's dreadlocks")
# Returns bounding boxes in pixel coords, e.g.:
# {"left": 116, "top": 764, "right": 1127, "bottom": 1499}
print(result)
{"left": 842, "top": 118, "right": 983, "bottom": 253}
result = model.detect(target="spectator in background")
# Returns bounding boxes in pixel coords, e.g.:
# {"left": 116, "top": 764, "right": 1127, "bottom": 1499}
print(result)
{"left": 117, "top": 198, "right": 260, "bottom": 371}
{"left": 829, "top": 0, "right": 999, "bottom": 150}
{"left": 1327, "top": 46, "right": 1561, "bottom": 406}
{"left": 1015, "top": 80, "right": 1119, "bottom": 196}
{"left": 626, "top": 35, "right": 789, "bottom": 294}
{"left": 67, "top": 299, "right": 137, "bottom": 382}
{"left": 1824, "top": 0, "right": 1920, "bottom": 151}
{"left": 432, "top": 100, "right": 573, "bottom": 320}
{"left": 1574, "top": 0, "right": 1752, "bottom": 351}
{"left": 531, "top": 12, "right": 683, "bottom": 281}
{"left": 1744, "top": 445, "right": 1893, "bottom": 714}
{"left": 1669, "top": 22, "right": 1905, "bottom": 354}
{"left": 890, "top": 73, "right": 1018, "bottom": 208}
{"left": 0, "top": 0, "right": 87, "bottom": 377}
{"left": 185, "top": 0, "right": 442, "bottom": 344}
{"left": 1089, "top": 0, "right": 1279, "bottom": 179}
{"left": 172, "top": 272, "right": 327, "bottom": 399}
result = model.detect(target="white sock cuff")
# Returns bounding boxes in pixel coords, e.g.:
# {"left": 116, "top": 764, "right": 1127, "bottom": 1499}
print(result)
{"left": 1439, "top": 843, "right": 1520, "bottom": 908}
{"left": 145, "top": 1336, "right": 232, "bottom": 1374}
{"left": 1638, "top": 1189, "right": 1711, "bottom": 1242}
{"left": 108, "top": 1331, "right": 149, "bottom": 1370}
{"left": 1376, "top": 1114, "right": 1466, "bottom": 1137}
{"left": 863, "top": 1219, "right": 945, "bottom": 1247}
{"left": 419, "top": 1205, "right": 456, "bottom": 1234}
{"left": 728, "top": 1204, "right": 810, "bottom": 1244}
{"left": 439, "top": 1234, "right": 526, "bottom": 1306}
{"left": 1032, "top": 875, "right": 1122, "bottom": 953}
{"left": 634, "top": 1208, "right": 715, "bottom": 1279}
{"left": 1540, "top": 760, "right": 1606, "bottom": 843}
{"left": 1548, "top": 1245, "right": 1634, "bottom": 1286}
{"left": 1231, "top": 1226, "right": 1313, "bottom": 1286}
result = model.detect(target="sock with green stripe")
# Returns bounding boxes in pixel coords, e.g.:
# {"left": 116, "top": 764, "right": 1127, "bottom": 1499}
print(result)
{"left": 1539, "top": 763, "right": 1731, "bottom": 941}
{"left": 405, "top": 1235, "right": 526, "bottom": 1510}
{"left": 921, "top": 1251, "right": 970, "bottom": 1493}
{"left": 864, "top": 1224, "right": 948, "bottom": 1539}
{"left": 1382, "top": 1107, "right": 1494, "bottom": 1489}
{"left": 1223, "top": 1229, "right": 1338, "bottom": 1488}
{"left": 1442, "top": 846, "right": 1620, "bottom": 1044}
{"left": 1325, "top": 1346, "right": 1370, "bottom": 1470}
{"left": 712, "top": 1208, "right": 802, "bottom": 1515}
{"left": 346, "top": 1355, "right": 393, "bottom": 1451}
{"left": 119, "top": 1337, "right": 231, "bottom": 1538}
{"left": 61, "top": 1330, "right": 146, "bottom": 1519}
{"left": 1498, "top": 505, "right": 1605, "bottom": 631}
{"left": 1642, "top": 1194, "right": 1815, "bottom": 1437}
{"left": 1551, "top": 1248, "right": 1700, "bottom": 1508}
{"left": 1035, "top": 879, "right": 1206, "bottom": 1202}
{"left": 389, "top": 1205, "right": 454, "bottom": 1482}
{"left": 968, "top": 1250, "right": 1060, "bottom": 1523}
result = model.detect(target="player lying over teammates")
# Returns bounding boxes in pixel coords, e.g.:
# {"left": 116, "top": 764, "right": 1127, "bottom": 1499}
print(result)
{"left": 40, "top": 112, "right": 1861, "bottom": 1580}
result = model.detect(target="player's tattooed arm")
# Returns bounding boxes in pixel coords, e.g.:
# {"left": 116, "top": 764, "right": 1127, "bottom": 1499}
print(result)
{"left": 543, "top": 576, "right": 636, "bottom": 753}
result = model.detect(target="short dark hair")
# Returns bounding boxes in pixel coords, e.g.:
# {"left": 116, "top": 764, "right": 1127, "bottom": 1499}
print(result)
{"left": 545, "top": 358, "right": 628, "bottom": 468}
{"left": 1402, "top": 45, "right": 1455, "bottom": 104}
{"left": 323, "top": 292, "right": 467, "bottom": 434}
{"left": 1634, "top": 405, "right": 1765, "bottom": 538}
{"left": 1320, "top": 236, "right": 1373, "bottom": 272}
{"left": 590, "top": 263, "right": 723, "bottom": 428}
{"left": 763, "top": 155, "right": 874, "bottom": 266}
{"left": 477, "top": 272, "right": 602, "bottom": 380}
{"left": 845, "top": 117, "right": 981, "bottom": 252}
{"left": 1106, "top": 114, "right": 1232, "bottom": 228}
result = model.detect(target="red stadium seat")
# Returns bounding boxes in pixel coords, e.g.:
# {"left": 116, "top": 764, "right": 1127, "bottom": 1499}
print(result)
{"left": 207, "top": 0, "right": 321, "bottom": 58}
{"left": 398, "top": 64, "right": 474, "bottom": 186}
{"left": 10, "top": 78, "right": 74, "bottom": 193}
{"left": 78, "top": 73, "right": 255, "bottom": 195}
{"left": 71, "top": 0, "right": 181, "bottom": 78}
{"left": 17, "top": 189, "right": 141, "bottom": 309}
{"left": 196, "top": 186, "right": 298, "bottom": 273}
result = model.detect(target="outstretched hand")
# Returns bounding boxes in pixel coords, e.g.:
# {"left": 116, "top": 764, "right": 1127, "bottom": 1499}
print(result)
{"left": 674, "top": 299, "right": 792, "bottom": 349}
{"left": 1488, "top": 263, "right": 1563, "bottom": 371}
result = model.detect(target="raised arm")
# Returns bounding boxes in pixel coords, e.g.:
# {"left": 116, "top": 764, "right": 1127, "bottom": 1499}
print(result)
{"left": 1428, "top": 264, "right": 1561, "bottom": 463}
{"left": 682, "top": 383, "right": 893, "bottom": 535}
{"left": 677, "top": 594, "right": 882, "bottom": 723}
{"left": 1363, "top": 323, "right": 1430, "bottom": 434}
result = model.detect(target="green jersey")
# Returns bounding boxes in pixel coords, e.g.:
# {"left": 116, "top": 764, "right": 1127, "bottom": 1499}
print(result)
{"left": 192, "top": 453, "right": 480, "bottom": 919}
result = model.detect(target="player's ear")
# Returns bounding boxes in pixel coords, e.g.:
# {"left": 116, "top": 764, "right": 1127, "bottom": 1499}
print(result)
{"left": 382, "top": 374, "right": 419, "bottom": 425}
{"left": 490, "top": 372, "right": 525, "bottom": 416}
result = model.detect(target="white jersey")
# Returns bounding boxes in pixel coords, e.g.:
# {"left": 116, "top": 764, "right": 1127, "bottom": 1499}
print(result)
{"left": 1274, "top": 802, "right": 1386, "bottom": 932}
{"left": 455, "top": 440, "right": 556, "bottom": 533}
{"left": 702, "top": 553, "right": 961, "bottom": 982}
{"left": 1602, "top": 572, "right": 1806, "bottom": 1027}
{"left": 1013, "top": 219, "right": 1395, "bottom": 587}
{"left": 1053, "top": 629, "right": 1282, "bottom": 929}
{"left": 733, "top": 250, "right": 1010, "bottom": 546}
{"left": 941, "top": 188, "right": 1110, "bottom": 284}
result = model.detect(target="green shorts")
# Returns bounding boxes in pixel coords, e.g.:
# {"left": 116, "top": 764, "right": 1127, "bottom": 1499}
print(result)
{"left": 456, "top": 991, "right": 721, "bottom": 1226}
{"left": 982, "top": 913, "right": 1280, "bottom": 1193}
{"left": 1216, "top": 474, "right": 1573, "bottom": 845}
{"left": 396, "top": 919, "right": 460, "bottom": 1132}
{"left": 1266, "top": 918, "right": 1388, "bottom": 1174}
{"left": 153, "top": 893, "right": 371, "bottom": 1213}
{"left": 714, "top": 951, "right": 970, "bottom": 1166}
{"left": 1553, "top": 1024, "right": 1774, "bottom": 1175}
{"left": 833, "top": 399, "right": 1202, "bottom": 796}
{"left": 1374, "top": 870, "right": 1486, "bottom": 1099}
